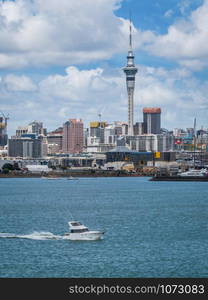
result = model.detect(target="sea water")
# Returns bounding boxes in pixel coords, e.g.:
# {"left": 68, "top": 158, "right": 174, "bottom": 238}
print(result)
{"left": 0, "top": 177, "right": 208, "bottom": 278}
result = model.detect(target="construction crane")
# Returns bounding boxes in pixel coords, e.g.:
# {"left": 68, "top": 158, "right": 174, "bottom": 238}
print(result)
{"left": 0, "top": 111, "right": 9, "bottom": 133}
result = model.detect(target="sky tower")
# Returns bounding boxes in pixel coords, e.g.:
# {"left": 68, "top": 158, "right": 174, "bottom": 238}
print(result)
{"left": 123, "top": 16, "right": 138, "bottom": 136}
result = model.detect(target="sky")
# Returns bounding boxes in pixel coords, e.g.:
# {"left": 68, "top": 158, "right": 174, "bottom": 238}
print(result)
{"left": 0, "top": 0, "right": 208, "bottom": 135}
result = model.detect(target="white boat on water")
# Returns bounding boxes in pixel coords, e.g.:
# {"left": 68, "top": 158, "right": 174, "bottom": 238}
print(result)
{"left": 67, "top": 176, "right": 78, "bottom": 180}
{"left": 179, "top": 168, "right": 208, "bottom": 177}
{"left": 63, "top": 221, "right": 105, "bottom": 240}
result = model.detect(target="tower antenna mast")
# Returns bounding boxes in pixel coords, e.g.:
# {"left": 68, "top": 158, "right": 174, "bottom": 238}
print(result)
{"left": 129, "top": 11, "right": 132, "bottom": 49}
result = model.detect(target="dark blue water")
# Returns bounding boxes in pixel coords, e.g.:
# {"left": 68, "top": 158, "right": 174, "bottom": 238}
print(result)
{"left": 0, "top": 177, "right": 208, "bottom": 278}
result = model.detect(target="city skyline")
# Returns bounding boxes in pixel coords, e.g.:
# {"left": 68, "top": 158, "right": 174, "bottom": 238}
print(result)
{"left": 0, "top": 0, "right": 208, "bottom": 135}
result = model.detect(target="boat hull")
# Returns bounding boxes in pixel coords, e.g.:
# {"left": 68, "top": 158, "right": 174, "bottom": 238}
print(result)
{"left": 63, "top": 231, "right": 104, "bottom": 241}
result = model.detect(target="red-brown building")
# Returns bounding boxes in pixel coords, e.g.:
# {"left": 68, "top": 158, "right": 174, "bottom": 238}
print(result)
{"left": 62, "top": 119, "right": 84, "bottom": 153}
{"left": 143, "top": 107, "right": 161, "bottom": 134}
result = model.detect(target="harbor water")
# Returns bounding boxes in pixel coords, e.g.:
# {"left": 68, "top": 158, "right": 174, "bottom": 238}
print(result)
{"left": 0, "top": 177, "right": 208, "bottom": 278}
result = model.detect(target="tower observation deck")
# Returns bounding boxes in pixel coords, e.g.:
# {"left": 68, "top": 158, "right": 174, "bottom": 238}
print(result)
{"left": 123, "top": 17, "right": 138, "bottom": 136}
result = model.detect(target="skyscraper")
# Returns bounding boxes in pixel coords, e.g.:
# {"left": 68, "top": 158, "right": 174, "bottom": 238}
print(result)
{"left": 123, "top": 17, "right": 138, "bottom": 136}
{"left": 62, "top": 119, "right": 84, "bottom": 153}
{"left": 0, "top": 117, "right": 8, "bottom": 147}
{"left": 143, "top": 108, "right": 161, "bottom": 134}
{"left": 8, "top": 138, "right": 42, "bottom": 158}
{"left": 89, "top": 121, "right": 106, "bottom": 143}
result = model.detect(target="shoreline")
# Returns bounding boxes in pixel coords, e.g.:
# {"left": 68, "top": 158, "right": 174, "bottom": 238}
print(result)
{"left": 150, "top": 176, "right": 208, "bottom": 181}
{"left": 0, "top": 171, "right": 152, "bottom": 178}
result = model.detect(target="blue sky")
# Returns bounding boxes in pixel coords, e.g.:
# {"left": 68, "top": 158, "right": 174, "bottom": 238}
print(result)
{"left": 0, "top": 0, "right": 208, "bottom": 135}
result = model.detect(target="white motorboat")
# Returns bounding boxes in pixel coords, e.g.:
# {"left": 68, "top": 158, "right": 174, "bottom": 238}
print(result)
{"left": 67, "top": 176, "right": 78, "bottom": 180}
{"left": 179, "top": 168, "right": 208, "bottom": 177}
{"left": 63, "top": 221, "right": 105, "bottom": 240}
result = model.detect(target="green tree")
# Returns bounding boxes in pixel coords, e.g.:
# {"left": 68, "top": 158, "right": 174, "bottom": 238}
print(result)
{"left": 2, "top": 163, "right": 14, "bottom": 171}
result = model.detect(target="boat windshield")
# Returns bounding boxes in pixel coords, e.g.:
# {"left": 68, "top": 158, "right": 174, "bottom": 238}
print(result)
{"left": 70, "top": 222, "right": 82, "bottom": 226}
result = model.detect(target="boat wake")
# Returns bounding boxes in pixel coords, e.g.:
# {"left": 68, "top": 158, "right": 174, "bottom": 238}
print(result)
{"left": 0, "top": 231, "right": 63, "bottom": 241}
{"left": 0, "top": 221, "right": 105, "bottom": 241}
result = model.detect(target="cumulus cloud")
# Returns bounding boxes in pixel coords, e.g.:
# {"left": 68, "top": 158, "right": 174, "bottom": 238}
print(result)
{"left": 1, "top": 65, "right": 208, "bottom": 134}
{"left": 2, "top": 74, "right": 37, "bottom": 91}
{"left": 39, "top": 66, "right": 119, "bottom": 101}
{"left": 0, "top": 0, "right": 207, "bottom": 72}
{"left": 0, "top": 0, "right": 130, "bottom": 69}
{"left": 145, "top": 0, "right": 208, "bottom": 70}
{"left": 164, "top": 9, "right": 174, "bottom": 18}
{"left": 178, "top": 0, "right": 193, "bottom": 15}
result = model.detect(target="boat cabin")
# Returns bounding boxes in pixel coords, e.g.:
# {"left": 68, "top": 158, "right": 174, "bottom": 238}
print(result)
{"left": 68, "top": 221, "right": 89, "bottom": 233}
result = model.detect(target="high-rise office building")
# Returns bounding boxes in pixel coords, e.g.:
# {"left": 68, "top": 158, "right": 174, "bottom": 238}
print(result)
{"left": 123, "top": 17, "right": 138, "bottom": 136}
{"left": 62, "top": 119, "right": 84, "bottom": 153}
{"left": 134, "top": 122, "right": 144, "bottom": 135}
{"left": 143, "top": 108, "right": 161, "bottom": 134}
{"left": 8, "top": 138, "right": 42, "bottom": 158}
{"left": 16, "top": 121, "right": 47, "bottom": 138}
{"left": 47, "top": 127, "right": 63, "bottom": 153}
{"left": 89, "top": 121, "right": 107, "bottom": 144}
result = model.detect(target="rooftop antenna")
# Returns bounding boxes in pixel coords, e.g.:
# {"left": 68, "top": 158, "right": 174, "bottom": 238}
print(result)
{"left": 98, "top": 113, "right": 102, "bottom": 133}
{"left": 0, "top": 111, "right": 9, "bottom": 134}
{"left": 98, "top": 113, "right": 102, "bottom": 123}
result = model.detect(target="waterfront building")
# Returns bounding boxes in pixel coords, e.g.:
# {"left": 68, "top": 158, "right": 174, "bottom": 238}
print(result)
{"left": 16, "top": 121, "right": 47, "bottom": 138}
{"left": 62, "top": 119, "right": 84, "bottom": 154}
{"left": 16, "top": 126, "right": 29, "bottom": 137}
{"left": 173, "top": 128, "right": 186, "bottom": 137}
{"left": 86, "top": 142, "right": 115, "bottom": 153}
{"left": 28, "top": 121, "right": 44, "bottom": 136}
{"left": 123, "top": 18, "right": 138, "bottom": 136}
{"left": 186, "top": 128, "right": 194, "bottom": 137}
{"left": 41, "top": 139, "right": 48, "bottom": 157}
{"left": 106, "top": 146, "right": 153, "bottom": 167}
{"left": 8, "top": 138, "right": 42, "bottom": 158}
{"left": 86, "top": 121, "right": 128, "bottom": 153}
{"left": 104, "top": 124, "right": 116, "bottom": 145}
{"left": 134, "top": 122, "right": 144, "bottom": 135}
{"left": 47, "top": 143, "right": 60, "bottom": 155}
{"left": 83, "top": 128, "right": 88, "bottom": 149}
{"left": 143, "top": 108, "right": 161, "bottom": 134}
{"left": 47, "top": 127, "right": 63, "bottom": 153}
{"left": 114, "top": 122, "right": 128, "bottom": 136}
{"left": 106, "top": 146, "right": 176, "bottom": 169}
{"left": 128, "top": 134, "right": 174, "bottom": 152}
{"left": 89, "top": 121, "right": 107, "bottom": 144}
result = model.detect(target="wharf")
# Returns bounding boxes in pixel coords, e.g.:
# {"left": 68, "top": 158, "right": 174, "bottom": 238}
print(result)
{"left": 150, "top": 176, "right": 208, "bottom": 181}
{"left": 0, "top": 170, "right": 146, "bottom": 178}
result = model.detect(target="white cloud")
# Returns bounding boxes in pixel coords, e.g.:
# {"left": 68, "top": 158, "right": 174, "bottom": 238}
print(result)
{"left": 0, "top": 0, "right": 129, "bottom": 69}
{"left": 2, "top": 74, "right": 37, "bottom": 91}
{"left": 0, "top": 0, "right": 207, "bottom": 72}
{"left": 145, "top": 0, "right": 208, "bottom": 70}
{"left": 164, "top": 9, "right": 174, "bottom": 18}
{"left": 178, "top": 0, "right": 192, "bottom": 15}
{"left": 2, "top": 64, "right": 208, "bottom": 134}
{"left": 39, "top": 66, "right": 119, "bottom": 101}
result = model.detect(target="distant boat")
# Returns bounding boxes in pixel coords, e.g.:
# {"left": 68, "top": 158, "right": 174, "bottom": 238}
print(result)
{"left": 63, "top": 221, "right": 105, "bottom": 240}
{"left": 179, "top": 168, "right": 208, "bottom": 177}
{"left": 67, "top": 176, "right": 78, "bottom": 180}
